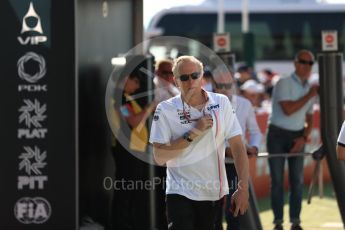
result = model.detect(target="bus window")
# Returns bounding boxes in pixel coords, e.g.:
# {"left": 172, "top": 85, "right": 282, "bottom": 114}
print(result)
{"left": 148, "top": 10, "right": 345, "bottom": 72}
{"left": 250, "top": 21, "right": 273, "bottom": 61}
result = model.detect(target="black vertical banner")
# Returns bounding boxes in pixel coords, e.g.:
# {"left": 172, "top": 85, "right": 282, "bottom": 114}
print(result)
{"left": 1, "top": 0, "right": 77, "bottom": 229}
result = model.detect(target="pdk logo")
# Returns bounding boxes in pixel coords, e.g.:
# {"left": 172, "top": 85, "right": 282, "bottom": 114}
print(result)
{"left": 17, "top": 52, "right": 46, "bottom": 83}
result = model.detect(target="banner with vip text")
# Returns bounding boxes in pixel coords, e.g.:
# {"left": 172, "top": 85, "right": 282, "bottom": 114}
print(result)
{"left": 1, "top": 0, "right": 77, "bottom": 229}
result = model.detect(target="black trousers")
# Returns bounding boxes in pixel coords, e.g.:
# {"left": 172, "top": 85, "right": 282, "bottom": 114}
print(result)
{"left": 166, "top": 194, "right": 221, "bottom": 230}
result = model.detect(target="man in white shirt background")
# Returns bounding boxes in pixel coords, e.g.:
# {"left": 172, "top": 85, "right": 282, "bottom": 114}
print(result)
{"left": 153, "top": 59, "right": 180, "bottom": 102}
{"left": 212, "top": 65, "right": 262, "bottom": 230}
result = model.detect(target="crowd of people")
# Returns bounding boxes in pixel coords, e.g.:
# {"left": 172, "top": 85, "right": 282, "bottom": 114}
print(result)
{"left": 110, "top": 49, "right": 344, "bottom": 230}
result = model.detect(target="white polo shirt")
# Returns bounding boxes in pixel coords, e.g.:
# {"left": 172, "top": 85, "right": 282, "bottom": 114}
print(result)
{"left": 231, "top": 95, "right": 262, "bottom": 148}
{"left": 149, "top": 91, "right": 242, "bottom": 201}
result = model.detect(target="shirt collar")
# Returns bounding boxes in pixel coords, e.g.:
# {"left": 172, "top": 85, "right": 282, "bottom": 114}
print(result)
{"left": 175, "top": 89, "right": 214, "bottom": 110}
{"left": 204, "top": 90, "right": 216, "bottom": 105}
{"left": 292, "top": 72, "right": 309, "bottom": 87}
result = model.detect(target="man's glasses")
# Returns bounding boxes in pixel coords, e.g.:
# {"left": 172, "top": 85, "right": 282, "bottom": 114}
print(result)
{"left": 215, "top": 83, "right": 232, "bottom": 89}
{"left": 297, "top": 59, "right": 314, "bottom": 66}
{"left": 179, "top": 72, "right": 201, "bottom": 82}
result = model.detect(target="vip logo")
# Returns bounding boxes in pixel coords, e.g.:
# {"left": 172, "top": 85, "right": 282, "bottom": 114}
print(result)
{"left": 14, "top": 197, "right": 51, "bottom": 224}
{"left": 17, "top": 2, "right": 47, "bottom": 45}
{"left": 21, "top": 2, "right": 43, "bottom": 34}
{"left": 18, "top": 176, "right": 48, "bottom": 190}
{"left": 17, "top": 52, "right": 46, "bottom": 83}
{"left": 18, "top": 99, "right": 47, "bottom": 128}
{"left": 18, "top": 36, "right": 47, "bottom": 45}
{"left": 19, "top": 146, "right": 47, "bottom": 175}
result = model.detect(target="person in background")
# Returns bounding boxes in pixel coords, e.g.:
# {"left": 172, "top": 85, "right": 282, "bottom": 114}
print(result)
{"left": 111, "top": 71, "right": 157, "bottom": 230}
{"left": 202, "top": 66, "right": 214, "bottom": 92}
{"left": 235, "top": 65, "right": 257, "bottom": 88}
{"left": 153, "top": 59, "right": 180, "bottom": 229}
{"left": 257, "top": 69, "right": 280, "bottom": 114}
{"left": 257, "top": 68, "right": 278, "bottom": 98}
{"left": 150, "top": 56, "right": 249, "bottom": 230}
{"left": 240, "top": 79, "right": 265, "bottom": 112}
{"left": 154, "top": 59, "right": 180, "bottom": 102}
{"left": 212, "top": 64, "right": 262, "bottom": 230}
{"left": 267, "top": 50, "right": 319, "bottom": 230}
{"left": 336, "top": 121, "right": 345, "bottom": 160}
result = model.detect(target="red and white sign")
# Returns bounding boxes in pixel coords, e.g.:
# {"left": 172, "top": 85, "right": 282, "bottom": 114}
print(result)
{"left": 322, "top": 30, "right": 338, "bottom": 51}
{"left": 213, "top": 33, "right": 230, "bottom": 52}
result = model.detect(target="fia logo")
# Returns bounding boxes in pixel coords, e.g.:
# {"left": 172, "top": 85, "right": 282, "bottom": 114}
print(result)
{"left": 14, "top": 197, "right": 51, "bottom": 224}
{"left": 17, "top": 2, "right": 47, "bottom": 45}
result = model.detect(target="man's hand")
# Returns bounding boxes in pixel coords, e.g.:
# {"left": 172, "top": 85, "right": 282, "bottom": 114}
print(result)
{"left": 308, "top": 84, "right": 319, "bottom": 98}
{"left": 230, "top": 185, "right": 249, "bottom": 217}
{"left": 289, "top": 136, "right": 305, "bottom": 153}
{"left": 246, "top": 146, "right": 258, "bottom": 158}
{"left": 194, "top": 114, "right": 213, "bottom": 133}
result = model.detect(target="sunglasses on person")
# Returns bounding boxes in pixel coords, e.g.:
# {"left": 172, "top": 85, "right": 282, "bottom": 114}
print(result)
{"left": 178, "top": 72, "right": 201, "bottom": 81}
{"left": 297, "top": 59, "right": 314, "bottom": 66}
{"left": 215, "top": 82, "right": 232, "bottom": 89}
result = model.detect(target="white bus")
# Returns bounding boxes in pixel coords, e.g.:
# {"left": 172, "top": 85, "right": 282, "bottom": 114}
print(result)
{"left": 146, "top": 0, "right": 345, "bottom": 75}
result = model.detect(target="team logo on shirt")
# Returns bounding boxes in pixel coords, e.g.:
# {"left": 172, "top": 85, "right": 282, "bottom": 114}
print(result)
{"left": 177, "top": 110, "right": 192, "bottom": 124}
{"left": 153, "top": 108, "right": 161, "bottom": 121}
{"left": 207, "top": 104, "right": 220, "bottom": 111}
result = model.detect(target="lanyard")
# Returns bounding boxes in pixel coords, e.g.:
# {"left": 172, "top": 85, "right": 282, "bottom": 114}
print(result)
{"left": 181, "top": 90, "right": 209, "bottom": 122}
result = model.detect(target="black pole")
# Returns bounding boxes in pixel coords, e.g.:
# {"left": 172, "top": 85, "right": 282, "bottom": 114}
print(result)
{"left": 243, "top": 32, "right": 255, "bottom": 69}
{"left": 318, "top": 52, "right": 345, "bottom": 225}
{"left": 146, "top": 55, "right": 157, "bottom": 230}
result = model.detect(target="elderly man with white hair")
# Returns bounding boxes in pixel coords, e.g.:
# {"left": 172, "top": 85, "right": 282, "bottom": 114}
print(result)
{"left": 150, "top": 56, "right": 249, "bottom": 230}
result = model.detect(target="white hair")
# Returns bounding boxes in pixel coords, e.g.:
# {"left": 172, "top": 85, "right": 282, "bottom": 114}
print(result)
{"left": 172, "top": 56, "right": 204, "bottom": 77}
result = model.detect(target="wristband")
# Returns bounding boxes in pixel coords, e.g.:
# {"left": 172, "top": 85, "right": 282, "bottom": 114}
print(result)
{"left": 183, "top": 132, "right": 193, "bottom": 142}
